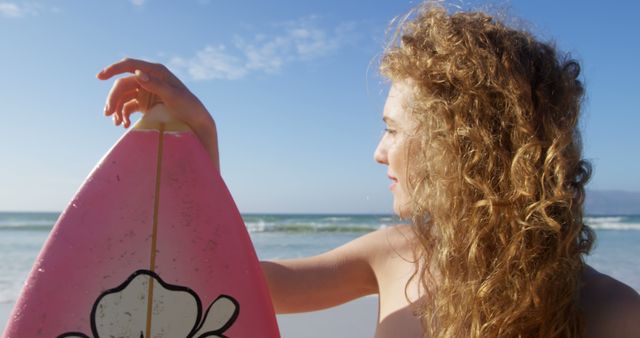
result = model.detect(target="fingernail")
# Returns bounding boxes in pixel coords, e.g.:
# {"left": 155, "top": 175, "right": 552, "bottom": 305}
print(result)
{"left": 104, "top": 104, "right": 109, "bottom": 115}
{"left": 135, "top": 69, "right": 149, "bottom": 82}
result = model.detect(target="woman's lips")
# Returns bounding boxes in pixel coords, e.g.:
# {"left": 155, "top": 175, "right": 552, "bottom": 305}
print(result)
{"left": 388, "top": 174, "right": 398, "bottom": 189}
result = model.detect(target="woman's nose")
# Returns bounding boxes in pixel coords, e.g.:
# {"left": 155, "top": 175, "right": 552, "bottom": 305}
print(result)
{"left": 374, "top": 141, "right": 387, "bottom": 165}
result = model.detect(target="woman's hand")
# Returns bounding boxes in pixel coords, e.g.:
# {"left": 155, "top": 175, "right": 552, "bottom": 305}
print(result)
{"left": 96, "top": 57, "right": 220, "bottom": 171}
{"left": 96, "top": 57, "right": 211, "bottom": 129}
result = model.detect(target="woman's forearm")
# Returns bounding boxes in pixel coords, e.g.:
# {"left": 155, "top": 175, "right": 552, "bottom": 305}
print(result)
{"left": 190, "top": 113, "right": 220, "bottom": 172}
{"left": 260, "top": 256, "right": 377, "bottom": 314}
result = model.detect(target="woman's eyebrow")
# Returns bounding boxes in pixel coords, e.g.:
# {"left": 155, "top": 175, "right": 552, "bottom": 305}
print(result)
{"left": 383, "top": 116, "right": 395, "bottom": 124}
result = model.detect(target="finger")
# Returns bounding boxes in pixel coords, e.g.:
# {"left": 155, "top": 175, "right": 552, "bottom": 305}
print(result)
{"left": 134, "top": 69, "right": 176, "bottom": 102}
{"left": 113, "top": 89, "right": 139, "bottom": 118}
{"left": 105, "top": 76, "right": 140, "bottom": 116}
{"left": 97, "top": 57, "right": 158, "bottom": 80}
{"left": 136, "top": 86, "right": 160, "bottom": 113}
{"left": 122, "top": 99, "right": 141, "bottom": 128}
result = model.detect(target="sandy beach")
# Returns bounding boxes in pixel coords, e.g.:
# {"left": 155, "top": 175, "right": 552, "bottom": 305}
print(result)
{"left": 278, "top": 296, "right": 378, "bottom": 337}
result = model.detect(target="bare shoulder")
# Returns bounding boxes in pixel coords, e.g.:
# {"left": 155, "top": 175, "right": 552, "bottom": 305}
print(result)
{"left": 318, "top": 224, "right": 415, "bottom": 269}
{"left": 581, "top": 265, "right": 640, "bottom": 338}
{"left": 346, "top": 223, "right": 414, "bottom": 249}
{"left": 332, "top": 224, "right": 413, "bottom": 263}
{"left": 362, "top": 224, "right": 417, "bottom": 272}
{"left": 364, "top": 223, "right": 414, "bottom": 252}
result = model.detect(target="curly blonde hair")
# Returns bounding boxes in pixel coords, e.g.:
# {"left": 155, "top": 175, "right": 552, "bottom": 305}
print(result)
{"left": 380, "top": 2, "right": 595, "bottom": 337}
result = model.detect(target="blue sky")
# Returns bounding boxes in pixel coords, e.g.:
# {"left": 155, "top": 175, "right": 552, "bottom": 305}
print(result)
{"left": 0, "top": 0, "right": 638, "bottom": 213}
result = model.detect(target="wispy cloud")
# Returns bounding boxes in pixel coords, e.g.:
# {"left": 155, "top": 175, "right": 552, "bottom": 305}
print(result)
{"left": 169, "top": 17, "right": 357, "bottom": 81}
{"left": 0, "top": 2, "right": 59, "bottom": 18}
{"left": 0, "top": 2, "right": 20, "bottom": 17}
{"left": 0, "top": 2, "right": 42, "bottom": 17}
{"left": 170, "top": 45, "right": 248, "bottom": 81}
{"left": 132, "top": 0, "right": 208, "bottom": 8}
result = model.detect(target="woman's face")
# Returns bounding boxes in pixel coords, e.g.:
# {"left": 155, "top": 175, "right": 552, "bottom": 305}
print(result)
{"left": 374, "top": 81, "right": 416, "bottom": 218}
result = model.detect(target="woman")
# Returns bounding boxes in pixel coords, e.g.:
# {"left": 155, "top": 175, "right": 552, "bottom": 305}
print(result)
{"left": 97, "top": 2, "right": 640, "bottom": 337}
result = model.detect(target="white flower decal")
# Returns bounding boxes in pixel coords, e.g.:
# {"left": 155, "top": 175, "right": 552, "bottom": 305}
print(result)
{"left": 58, "top": 270, "right": 239, "bottom": 338}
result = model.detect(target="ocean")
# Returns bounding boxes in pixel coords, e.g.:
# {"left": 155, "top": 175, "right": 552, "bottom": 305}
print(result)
{"left": 1, "top": 212, "right": 639, "bottom": 331}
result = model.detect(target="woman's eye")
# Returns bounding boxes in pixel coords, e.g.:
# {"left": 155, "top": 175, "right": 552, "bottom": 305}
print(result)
{"left": 384, "top": 128, "right": 396, "bottom": 135}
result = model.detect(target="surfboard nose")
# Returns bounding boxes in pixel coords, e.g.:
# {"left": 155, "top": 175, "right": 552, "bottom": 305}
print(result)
{"left": 133, "top": 103, "right": 193, "bottom": 132}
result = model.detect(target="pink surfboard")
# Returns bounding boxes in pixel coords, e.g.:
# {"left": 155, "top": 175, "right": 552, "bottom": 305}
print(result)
{"left": 4, "top": 104, "right": 280, "bottom": 337}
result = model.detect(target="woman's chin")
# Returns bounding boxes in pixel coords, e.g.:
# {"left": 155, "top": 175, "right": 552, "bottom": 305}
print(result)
{"left": 392, "top": 203, "right": 410, "bottom": 220}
